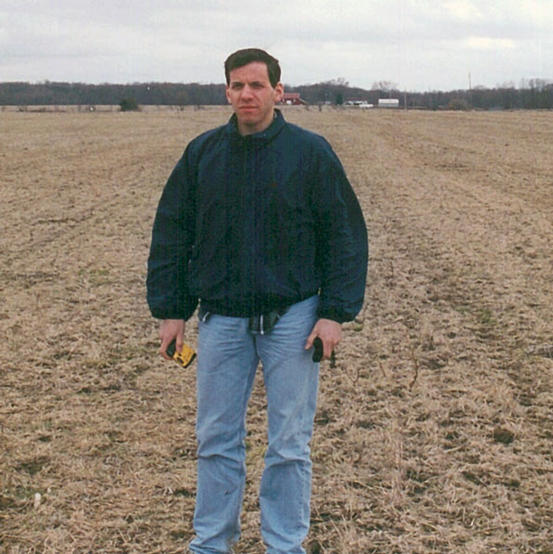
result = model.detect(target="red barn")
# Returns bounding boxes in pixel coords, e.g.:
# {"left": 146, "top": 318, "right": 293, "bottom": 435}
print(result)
{"left": 280, "top": 92, "right": 306, "bottom": 105}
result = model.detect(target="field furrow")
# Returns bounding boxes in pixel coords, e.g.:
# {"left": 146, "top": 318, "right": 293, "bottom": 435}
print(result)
{"left": 1, "top": 108, "right": 552, "bottom": 553}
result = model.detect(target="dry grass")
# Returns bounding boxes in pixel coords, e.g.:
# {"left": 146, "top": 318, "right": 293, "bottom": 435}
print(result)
{"left": 1, "top": 106, "right": 553, "bottom": 553}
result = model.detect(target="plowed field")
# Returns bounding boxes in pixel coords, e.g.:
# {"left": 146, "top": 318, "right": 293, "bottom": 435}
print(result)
{"left": 1, "top": 107, "right": 553, "bottom": 552}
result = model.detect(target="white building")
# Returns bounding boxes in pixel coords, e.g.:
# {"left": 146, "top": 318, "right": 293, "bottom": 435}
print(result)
{"left": 378, "top": 98, "right": 400, "bottom": 108}
{"left": 345, "top": 100, "right": 374, "bottom": 109}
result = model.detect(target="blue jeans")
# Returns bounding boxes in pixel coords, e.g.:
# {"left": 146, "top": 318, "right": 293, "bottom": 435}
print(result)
{"left": 189, "top": 296, "right": 320, "bottom": 554}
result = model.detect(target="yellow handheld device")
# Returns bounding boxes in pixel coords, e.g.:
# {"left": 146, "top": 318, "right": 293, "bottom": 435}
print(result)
{"left": 166, "top": 340, "right": 196, "bottom": 368}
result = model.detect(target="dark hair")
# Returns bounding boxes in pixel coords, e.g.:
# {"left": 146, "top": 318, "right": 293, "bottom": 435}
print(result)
{"left": 224, "top": 48, "right": 281, "bottom": 88}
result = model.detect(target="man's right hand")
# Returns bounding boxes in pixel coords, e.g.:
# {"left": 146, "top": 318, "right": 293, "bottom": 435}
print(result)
{"left": 159, "top": 319, "right": 186, "bottom": 360}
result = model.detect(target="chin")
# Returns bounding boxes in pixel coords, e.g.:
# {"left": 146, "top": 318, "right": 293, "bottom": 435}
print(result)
{"left": 238, "top": 116, "right": 259, "bottom": 126}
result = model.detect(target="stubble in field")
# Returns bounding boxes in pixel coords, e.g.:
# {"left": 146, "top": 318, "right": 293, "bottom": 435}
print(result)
{"left": 1, "top": 107, "right": 553, "bottom": 552}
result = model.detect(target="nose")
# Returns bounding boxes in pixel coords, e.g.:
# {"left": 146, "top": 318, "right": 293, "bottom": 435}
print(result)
{"left": 240, "top": 85, "right": 254, "bottom": 100}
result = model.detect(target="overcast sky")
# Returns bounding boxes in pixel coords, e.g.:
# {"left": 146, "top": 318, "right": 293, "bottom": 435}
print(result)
{"left": 1, "top": 0, "right": 552, "bottom": 92}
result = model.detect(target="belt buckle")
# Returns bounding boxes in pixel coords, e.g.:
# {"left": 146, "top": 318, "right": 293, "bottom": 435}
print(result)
{"left": 248, "top": 310, "right": 282, "bottom": 335}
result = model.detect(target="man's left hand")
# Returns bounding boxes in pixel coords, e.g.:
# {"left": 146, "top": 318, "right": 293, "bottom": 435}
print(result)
{"left": 305, "top": 319, "right": 342, "bottom": 360}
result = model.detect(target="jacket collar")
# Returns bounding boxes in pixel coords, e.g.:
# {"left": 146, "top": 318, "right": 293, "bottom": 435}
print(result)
{"left": 226, "top": 109, "right": 286, "bottom": 144}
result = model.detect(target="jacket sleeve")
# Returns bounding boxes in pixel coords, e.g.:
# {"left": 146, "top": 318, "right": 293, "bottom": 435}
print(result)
{"left": 313, "top": 140, "right": 368, "bottom": 323}
{"left": 146, "top": 146, "right": 198, "bottom": 320}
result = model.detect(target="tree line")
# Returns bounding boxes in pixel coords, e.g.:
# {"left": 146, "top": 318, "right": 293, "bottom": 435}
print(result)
{"left": 0, "top": 81, "right": 226, "bottom": 107}
{"left": 1, "top": 79, "right": 552, "bottom": 110}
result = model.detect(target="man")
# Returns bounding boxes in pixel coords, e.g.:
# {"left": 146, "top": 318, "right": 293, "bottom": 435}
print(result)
{"left": 147, "top": 48, "right": 368, "bottom": 553}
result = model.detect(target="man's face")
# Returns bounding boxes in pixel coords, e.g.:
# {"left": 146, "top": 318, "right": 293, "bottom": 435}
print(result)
{"left": 226, "top": 61, "right": 284, "bottom": 136}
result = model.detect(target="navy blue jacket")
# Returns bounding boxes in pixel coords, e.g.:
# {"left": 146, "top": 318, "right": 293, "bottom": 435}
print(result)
{"left": 147, "top": 110, "right": 368, "bottom": 323}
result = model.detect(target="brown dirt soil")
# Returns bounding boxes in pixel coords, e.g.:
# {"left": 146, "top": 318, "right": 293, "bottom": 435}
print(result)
{"left": 1, "top": 107, "right": 553, "bottom": 553}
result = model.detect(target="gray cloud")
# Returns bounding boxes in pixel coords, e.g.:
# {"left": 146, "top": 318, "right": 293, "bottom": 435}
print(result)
{"left": 1, "top": 0, "right": 551, "bottom": 90}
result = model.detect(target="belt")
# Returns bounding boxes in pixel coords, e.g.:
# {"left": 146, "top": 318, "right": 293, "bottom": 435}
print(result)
{"left": 247, "top": 306, "right": 288, "bottom": 335}
{"left": 198, "top": 305, "right": 289, "bottom": 335}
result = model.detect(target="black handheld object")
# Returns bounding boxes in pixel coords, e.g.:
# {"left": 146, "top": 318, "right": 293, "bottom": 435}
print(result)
{"left": 166, "top": 340, "right": 177, "bottom": 357}
{"left": 166, "top": 339, "right": 196, "bottom": 368}
{"left": 312, "top": 337, "right": 337, "bottom": 366}
{"left": 312, "top": 337, "right": 323, "bottom": 362}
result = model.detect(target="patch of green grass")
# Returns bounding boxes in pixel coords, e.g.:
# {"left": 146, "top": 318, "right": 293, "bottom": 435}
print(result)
{"left": 476, "top": 307, "right": 497, "bottom": 327}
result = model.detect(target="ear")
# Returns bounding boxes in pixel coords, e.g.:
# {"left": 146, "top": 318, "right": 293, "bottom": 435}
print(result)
{"left": 225, "top": 86, "right": 232, "bottom": 104}
{"left": 273, "top": 82, "right": 284, "bottom": 104}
